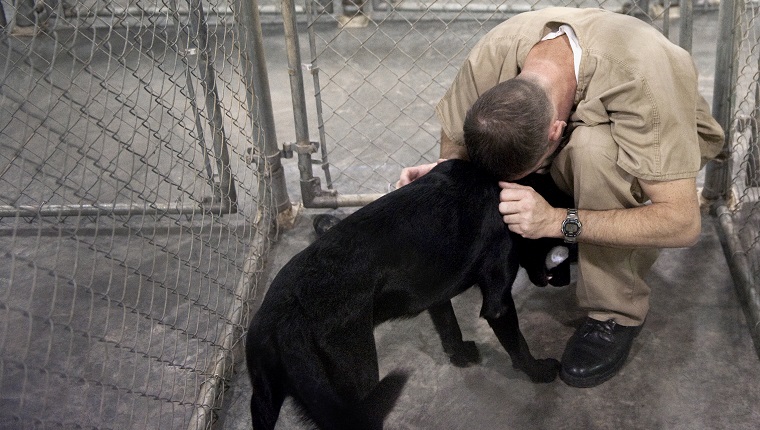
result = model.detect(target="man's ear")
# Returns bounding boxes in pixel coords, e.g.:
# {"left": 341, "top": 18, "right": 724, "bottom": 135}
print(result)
{"left": 548, "top": 120, "right": 567, "bottom": 143}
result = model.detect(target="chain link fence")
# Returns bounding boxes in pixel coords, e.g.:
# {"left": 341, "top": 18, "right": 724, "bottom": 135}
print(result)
{"left": 0, "top": 0, "right": 283, "bottom": 428}
{"left": 702, "top": 0, "right": 760, "bottom": 358}
{"left": 2, "top": 0, "right": 759, "bottom": 428}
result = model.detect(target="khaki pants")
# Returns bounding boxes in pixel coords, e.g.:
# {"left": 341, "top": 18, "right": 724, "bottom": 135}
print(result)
{"left": 550, "top": 124, "right": 659, "bottom": 326}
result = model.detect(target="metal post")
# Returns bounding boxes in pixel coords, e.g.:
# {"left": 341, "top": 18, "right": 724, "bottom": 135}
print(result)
{"left": 237, "top": 0, "right": 292, "bottom": 214}
{"left": 679, "top": 0, "right": 693, "bottom": 53}
{"left": 0, "top": 202, "right": 229, "bottom": 218}
{"left": 701, "top": 0, "right": 740, "bottom": 203}
{"left": 187, "top": 0, "right": 238, "bottom": 213}
{"left": 304, "top": 0, "right": 334, "bottom": 189}
{"left": 281, "top": 0, "right": 322, "bottom": 199}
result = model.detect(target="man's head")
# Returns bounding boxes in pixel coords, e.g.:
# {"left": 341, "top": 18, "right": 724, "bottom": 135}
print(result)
{"left": 463, "top": 77, "right": 560, "bottom": 180}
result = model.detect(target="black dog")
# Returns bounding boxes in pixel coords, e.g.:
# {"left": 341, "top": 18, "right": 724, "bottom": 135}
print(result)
{"left": 246, "top": 159, "right": 572, "bottom": 429}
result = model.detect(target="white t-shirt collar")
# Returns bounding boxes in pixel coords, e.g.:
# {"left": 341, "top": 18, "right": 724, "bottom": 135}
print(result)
{"left": 541, "top": 24, "right": 582, "bottom": 83}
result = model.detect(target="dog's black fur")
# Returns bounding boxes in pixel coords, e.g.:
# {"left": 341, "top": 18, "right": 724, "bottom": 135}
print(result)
{"left": 246, "top": 159, "right": 573, "bottom": 429}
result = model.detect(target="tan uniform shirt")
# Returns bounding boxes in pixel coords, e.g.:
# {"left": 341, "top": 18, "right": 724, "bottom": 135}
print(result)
{"left": 436, "top": 7, "right": 724, "bottom": 181}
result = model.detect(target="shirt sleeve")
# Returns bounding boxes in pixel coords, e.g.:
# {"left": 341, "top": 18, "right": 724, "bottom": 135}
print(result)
{"left": 574, "top": 47, "right": 716, "bottom": 181}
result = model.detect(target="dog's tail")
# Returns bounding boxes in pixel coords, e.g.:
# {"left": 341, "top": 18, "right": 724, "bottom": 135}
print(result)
{"left": 296, "top": 369, "right": 410, "bottom": 430}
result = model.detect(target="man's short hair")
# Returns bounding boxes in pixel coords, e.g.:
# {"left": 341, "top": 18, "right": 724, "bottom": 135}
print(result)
{"left": 463, "top": 77, "right": 554, "bottom": 180}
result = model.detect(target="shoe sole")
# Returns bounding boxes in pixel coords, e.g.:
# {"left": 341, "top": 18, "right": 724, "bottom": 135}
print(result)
{"left": 559, "top": 324, "right": 643, "bottom": 388}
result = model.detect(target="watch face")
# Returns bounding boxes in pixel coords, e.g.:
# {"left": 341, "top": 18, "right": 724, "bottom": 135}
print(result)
{"left": 563, "top": 220, "right": 580, "bottom": 236}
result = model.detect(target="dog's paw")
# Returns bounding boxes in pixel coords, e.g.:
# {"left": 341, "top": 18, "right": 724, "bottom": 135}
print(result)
{"left": 522, "top": 358, "right": 561, "bottom": 383}
{"left": 447, "top": 341, "right": 481, "bottom": 367}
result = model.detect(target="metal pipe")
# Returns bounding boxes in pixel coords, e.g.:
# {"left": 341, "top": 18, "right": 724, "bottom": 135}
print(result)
{"left": 304, "top": 0, "right": 334, "bottom": 189}
{"left": 64, "top": 5, "right": 234, "bottom": 17}
{"left": 282, "top": 0, "right": 325, "bottom": 207}
{"left": 679, "top": 0, "right": 693, "bottom": 53}
{"left": 187, "top": 0, "right": 238, "bottom": 212}
{"left": 308, "top": 193, "right": 385, "bottom": 208}
{"left": 237, "top": 0, "right": 292, "bottom": 213}
{"left": 715, "top": 204, "right": 760, "bottom": 360}
{"left": 0, "top": 202, "right": 230, "bottom": 218}
{"left": 701, "top": 0, "right": 740, "bottom": 202}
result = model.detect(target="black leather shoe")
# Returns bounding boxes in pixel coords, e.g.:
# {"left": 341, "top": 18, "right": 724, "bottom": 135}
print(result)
{"left": 560, "top": 317, "right": 642, "bottom": 388}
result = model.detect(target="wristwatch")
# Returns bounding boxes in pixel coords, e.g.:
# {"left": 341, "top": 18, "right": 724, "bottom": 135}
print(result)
{"left": 561, "top": 208, "right": 582, "bottom": 244}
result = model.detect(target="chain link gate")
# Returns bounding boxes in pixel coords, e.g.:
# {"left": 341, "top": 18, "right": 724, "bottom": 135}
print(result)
{"left": 0, "top": 0, "right": 288, "bottom": 428}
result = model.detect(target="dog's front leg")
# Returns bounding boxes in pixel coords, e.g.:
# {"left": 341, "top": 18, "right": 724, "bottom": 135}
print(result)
{"left": 485, "top": 303, "right": 560, "bottom": 383}
{"left": 428, "top": 301, "right": 480, "bottom": 367}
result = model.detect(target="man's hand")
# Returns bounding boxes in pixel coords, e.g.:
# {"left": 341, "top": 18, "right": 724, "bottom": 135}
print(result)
{"left": 498, "top": 182, "right": 564, "bottom": 239}
{"left": 396, "top": 159, "right": 447, "bottom": 188}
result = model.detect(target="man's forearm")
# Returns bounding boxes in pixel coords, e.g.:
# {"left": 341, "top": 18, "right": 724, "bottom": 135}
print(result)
{"left": 545, "top": 203, "right": 701, "bottom": 249}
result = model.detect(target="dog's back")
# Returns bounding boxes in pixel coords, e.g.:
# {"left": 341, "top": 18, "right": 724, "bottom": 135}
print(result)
{"left": 247, "top": 160, "right": 516, "bottom": 429}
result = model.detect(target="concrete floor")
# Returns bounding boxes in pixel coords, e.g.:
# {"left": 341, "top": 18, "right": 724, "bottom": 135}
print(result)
{"left": 219, "top": 8, "right": 760, "bottom": 430}
{"left": 221, "top": 209, "right": 760, "bottom": 430}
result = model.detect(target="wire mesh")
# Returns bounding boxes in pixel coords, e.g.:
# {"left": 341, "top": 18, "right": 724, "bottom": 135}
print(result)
{"left": 723, "top": 1, "right": 760, "bottom": 324}
{"left": 292, "top": 0, "right": 720, "bottom": 197}
{"left": 0, "top": 0, "right": 272, "bottom": 428}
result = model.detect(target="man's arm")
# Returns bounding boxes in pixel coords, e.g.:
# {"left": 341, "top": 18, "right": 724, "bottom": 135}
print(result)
{"left": 498, "top": 177, "right": 701, "bottom": 248}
